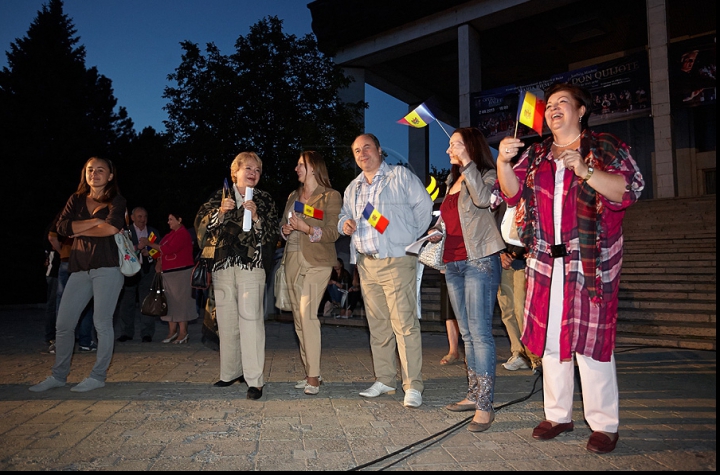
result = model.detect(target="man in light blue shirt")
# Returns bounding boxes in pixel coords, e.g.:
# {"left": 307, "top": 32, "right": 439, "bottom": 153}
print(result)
{"left": 338, "top": 133, "right": 432, "bottom": 408}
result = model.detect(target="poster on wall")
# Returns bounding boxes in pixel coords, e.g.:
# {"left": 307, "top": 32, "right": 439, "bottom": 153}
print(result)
{"left": 470, "top": 51, "right": 651, "bottom": 143}
{"left": 668, "top": 34, "right": 716, "bottom": 107}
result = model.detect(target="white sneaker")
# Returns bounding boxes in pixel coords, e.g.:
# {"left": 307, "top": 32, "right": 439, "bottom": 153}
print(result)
{"left": 359, "top": 381, "right": 396, "bottom": 398}
{"left": 295, "top": 376, "right": 322, "bottom": 389}
{"left": 403, "top": 388, "right": 423, "bottom": 408}
{"left": 503, "top": 354, "right": 530, "bottom": 371}
{"left": 70, "top": 378, "right": 105, "bottom": 392}
{"left": 29, "top": 376, "right": 65, "bottom": 392}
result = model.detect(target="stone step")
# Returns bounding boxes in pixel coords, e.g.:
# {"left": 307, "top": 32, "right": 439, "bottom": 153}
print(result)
{"left": 615, "top": 333, "right": 716, "bottom": 351}
{"left": 618, "top": 308, "right": 716, "bottom": 323}
{"left": 619, "top": 281, "right": 717, "bottom": 292}
{"left": 621, "top": 266, "right": 716, "bottom": 275}
{"left": 618, "top": 290, "right": 716, "bottom": 301}
{"left": 618, "top": 299, "right": 716, "bottom": 311}
{"left": 623, "top": 253, "right": 714, "bottom": 262}
{"left": 623, "top": 238, "right": 716, "bottom": 248}
{"left": 620, "top": 273, "right": 716, "bottom": 283}
{"left": 623, "top": 255, "right": 717, "bottom": 272}
{"left": 617, "top": 320, "right": 716, "bottom": 338}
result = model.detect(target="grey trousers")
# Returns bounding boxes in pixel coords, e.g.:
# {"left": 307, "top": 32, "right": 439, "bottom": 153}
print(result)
{"left": 52, "top": 267, "right": 124, "bottom": 383}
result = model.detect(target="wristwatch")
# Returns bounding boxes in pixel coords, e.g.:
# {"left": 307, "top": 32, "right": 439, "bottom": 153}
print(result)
{"left": 583, "top": 166, "right": 594, "bottom": 181}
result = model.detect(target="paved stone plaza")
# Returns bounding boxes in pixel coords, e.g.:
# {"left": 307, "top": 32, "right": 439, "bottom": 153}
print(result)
{"left": 0, "top": 306, "right": 715, "bottom": 471}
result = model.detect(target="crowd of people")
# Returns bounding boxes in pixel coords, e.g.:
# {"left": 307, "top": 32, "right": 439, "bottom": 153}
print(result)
{"left": 30, "top": 83, "right": 644, "bottom": 454}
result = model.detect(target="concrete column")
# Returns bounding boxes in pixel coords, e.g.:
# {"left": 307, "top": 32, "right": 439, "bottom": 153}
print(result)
{"left": 408, "top": 115, "right": 429, "bottom": 183}
{"left": 458, "top": 24, "right": 482, "bottom": 127}
{"left": 646, "top": 0, "right": 675, "bottom": 198}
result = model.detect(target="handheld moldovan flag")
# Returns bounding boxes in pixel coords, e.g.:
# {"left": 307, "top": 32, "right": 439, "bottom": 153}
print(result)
{"left": 397, "top": 103, "right": 436, "bottom": 128}
{"left": 516, "top": 90, "right": 545, "bottom": 137}
{"left": 294, "top": 201, "right": 324, "bottom": 220}
{"left": 147, "top": 232, "right": 159, "bottom": 259}
{"left": 362, "top": 203, "right": 389, "bottom": 234}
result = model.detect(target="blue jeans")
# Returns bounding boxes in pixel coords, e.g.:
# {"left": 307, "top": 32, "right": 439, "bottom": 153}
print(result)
{"left": 444, "top": 254, "right": 501, "bottom": 411}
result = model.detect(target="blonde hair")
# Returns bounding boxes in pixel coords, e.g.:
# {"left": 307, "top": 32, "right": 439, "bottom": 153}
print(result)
{"left": 230, "top": 152, "right": 262, "bottom": 183}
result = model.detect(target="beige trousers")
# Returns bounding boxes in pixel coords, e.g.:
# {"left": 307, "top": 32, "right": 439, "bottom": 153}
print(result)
{"left": 357, "top": 255, "right": 423, "bottom": 392}
{"left": 213, "top": 266, "right": 266, "bottom": 388}
{"left": 284, "top": 251, "right": 332, "bottom": 378}
{"left": 497, "top": 266, "right": 538, "bottom": 361}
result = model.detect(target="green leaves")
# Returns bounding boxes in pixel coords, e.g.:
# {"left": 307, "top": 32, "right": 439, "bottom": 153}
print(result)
{"left": 163, "top": 16, "right": 365, "bottom": 206}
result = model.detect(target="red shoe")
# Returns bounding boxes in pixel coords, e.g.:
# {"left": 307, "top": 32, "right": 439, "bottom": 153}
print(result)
{"left": 587, "top": 431, "right": 619, "bottom": 454}
{"left": 532, "top": 420, "right": 574, "bottom": 440}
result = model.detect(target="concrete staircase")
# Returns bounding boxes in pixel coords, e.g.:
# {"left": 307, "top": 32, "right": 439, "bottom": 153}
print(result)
{"left": 616, "top": 195, "right": 716, "bottom": 350}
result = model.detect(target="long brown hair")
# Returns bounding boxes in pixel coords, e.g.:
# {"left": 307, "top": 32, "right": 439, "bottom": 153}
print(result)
{"left": 450, "top": 127, "right": 496, "bottom": 183}
{"left": 299, "top": 150, "right": 332, "bottom": 189}
{"left": 75, "top": 157, "right": 119, "bottom": 203}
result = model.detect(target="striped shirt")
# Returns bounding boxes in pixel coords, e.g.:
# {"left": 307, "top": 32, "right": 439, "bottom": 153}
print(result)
{"left": 353, "top": 161, "right": 390, "bottom": 256}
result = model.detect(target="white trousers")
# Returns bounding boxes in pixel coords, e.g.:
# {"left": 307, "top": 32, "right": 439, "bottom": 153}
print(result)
{"left": 542, "top": 259, "right": 620, "bottom": 433}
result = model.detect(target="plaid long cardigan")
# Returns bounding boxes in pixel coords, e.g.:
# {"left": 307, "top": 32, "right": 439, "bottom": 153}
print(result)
{"left": 491, "top": 131, "right": 644, "bottom": 362}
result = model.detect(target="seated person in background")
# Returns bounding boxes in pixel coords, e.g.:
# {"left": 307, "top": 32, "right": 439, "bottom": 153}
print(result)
{"left": 321, "top": 258, "right": 351, "bottom": 316}
{"left": 340, "top": 265, "right": 363, "bottom": 318}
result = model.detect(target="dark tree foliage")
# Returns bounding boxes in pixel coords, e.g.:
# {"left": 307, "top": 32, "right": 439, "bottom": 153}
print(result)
{"left": 163, "top": 16, "right": 365, "bottom": 210}
{"left": 0, "top": 0, "right": 135, "bottom": 303}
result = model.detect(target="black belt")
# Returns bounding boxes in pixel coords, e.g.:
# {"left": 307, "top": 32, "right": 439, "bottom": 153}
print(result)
{"left": 549, "top": 244, "right": 570, "bottom": 258}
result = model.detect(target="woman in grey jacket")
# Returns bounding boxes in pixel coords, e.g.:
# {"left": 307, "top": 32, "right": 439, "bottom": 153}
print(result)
{"left": 428, "top": 127, "right": 505, "bottom": 432}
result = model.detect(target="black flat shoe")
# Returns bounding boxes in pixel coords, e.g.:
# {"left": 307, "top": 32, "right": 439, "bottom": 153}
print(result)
{"left": 247, "top": 386, "right": 263, "bottom": 400}
{"left": 213, "top": 375, "right": 246, "bottom": 387}
{"left": 117, "top": 335, "right": 132, "bottom": 342}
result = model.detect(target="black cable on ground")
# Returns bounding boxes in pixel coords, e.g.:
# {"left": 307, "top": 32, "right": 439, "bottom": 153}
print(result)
{"left": 349, "top": 344, "right": 715, "bottom": 471}
{"left": 349, "top": 373, "right": 543, "bottom": 471}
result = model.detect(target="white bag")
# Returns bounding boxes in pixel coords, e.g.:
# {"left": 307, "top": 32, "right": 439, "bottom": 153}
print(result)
{"left": 417, "top": 221, "right": 446, "bottom": 271}
{"left": 114, "top": 230, "right": 141, "bottom": 277}
{"left": 274, "top": 251, "right": 293, "bottom": 312}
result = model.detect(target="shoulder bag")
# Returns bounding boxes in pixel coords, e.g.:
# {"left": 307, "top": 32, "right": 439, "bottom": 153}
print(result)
{"left": 191, "top": 252, "right": 212, "bottom": 290}
{"left": 141, "top": 272, "right": 168, "bottom": 317}
{"left": 418, "top": 221, "right": 446, "bottom": 271}
{"left": 115, "top": 229, "right": 141, "bottom": 277}
{"left": 274, "top": 249, "right": 293, "bottom": 312}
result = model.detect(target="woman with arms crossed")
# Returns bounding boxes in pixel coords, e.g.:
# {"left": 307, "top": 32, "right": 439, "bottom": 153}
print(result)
{"left": 30, "top": 157, "right": 126, "bottom": 393}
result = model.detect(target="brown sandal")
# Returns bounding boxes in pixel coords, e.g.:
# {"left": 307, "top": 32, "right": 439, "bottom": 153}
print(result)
{"left": 440, "top": 354, "right": 460, "bottom": 365}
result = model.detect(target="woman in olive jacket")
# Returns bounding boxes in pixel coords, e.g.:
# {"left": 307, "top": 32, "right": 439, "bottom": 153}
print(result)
{"left": 280, "top": 151, "right": 342, "bottom": 395}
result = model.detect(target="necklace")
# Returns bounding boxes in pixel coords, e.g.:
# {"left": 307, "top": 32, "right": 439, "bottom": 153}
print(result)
{"left": 553, "top": 132, "right": 582, "bottom": 148}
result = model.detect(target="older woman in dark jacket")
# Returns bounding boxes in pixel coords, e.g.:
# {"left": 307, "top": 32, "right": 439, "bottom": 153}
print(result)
{"left": 195, "top": 152, "right": 278, "bottom": 400}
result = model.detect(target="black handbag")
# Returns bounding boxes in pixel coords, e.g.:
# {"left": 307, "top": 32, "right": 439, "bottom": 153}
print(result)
{"left": 141, "top": 273, "right": 168, "bottom": 317}
{"left": 191, "top": 256, "right": 212, "bottom": 290}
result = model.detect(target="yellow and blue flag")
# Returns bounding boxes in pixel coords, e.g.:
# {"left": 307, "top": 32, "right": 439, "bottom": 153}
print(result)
{"left": 362, "top": 203, "right": 389, "bottom": 234}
